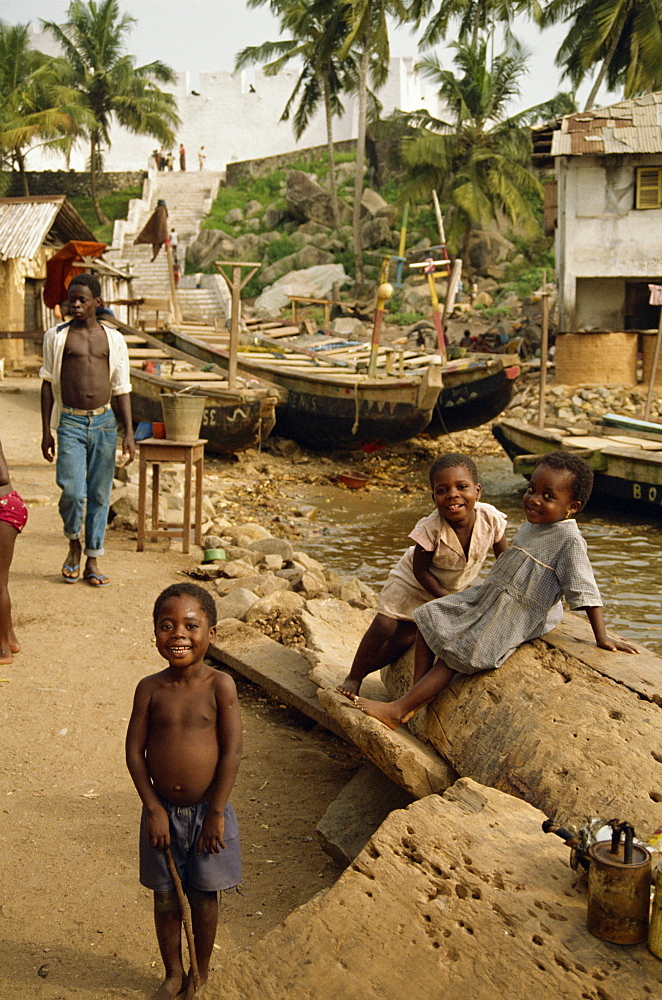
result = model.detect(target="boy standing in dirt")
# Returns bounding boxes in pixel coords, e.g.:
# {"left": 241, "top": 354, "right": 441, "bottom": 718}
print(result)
{"left": 40, "top": 273, "right": 134, "bottom": 586}
{"left": 126, "top": 583, "right": 242, "bottom": 1000}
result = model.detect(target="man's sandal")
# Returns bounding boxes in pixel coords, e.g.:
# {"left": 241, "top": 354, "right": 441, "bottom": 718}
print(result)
{"left": 62, "top": 563, "right": 80, "bottom": 584}
{"left": 83, "top": 572, "right": 109, "bottom": 587}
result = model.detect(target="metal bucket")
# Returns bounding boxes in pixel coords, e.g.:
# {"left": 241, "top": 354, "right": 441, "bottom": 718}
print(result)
{"left": 587, "top": 839, "right": 651, "bottom": 944}
{"left": 160, "top": 393, "right": 206, "bottom": 442}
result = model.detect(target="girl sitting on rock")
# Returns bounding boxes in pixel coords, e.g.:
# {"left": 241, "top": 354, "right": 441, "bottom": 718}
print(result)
{"left": 338, "top": 453, "right": 508, "bottom": 697}
{"left": 347, "top": 451, "right": 638, "bottom": 730}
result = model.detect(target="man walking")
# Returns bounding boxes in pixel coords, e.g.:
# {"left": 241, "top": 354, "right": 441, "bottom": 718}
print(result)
{"left": 40, "top": 273, "right": 134, "bottom": 587}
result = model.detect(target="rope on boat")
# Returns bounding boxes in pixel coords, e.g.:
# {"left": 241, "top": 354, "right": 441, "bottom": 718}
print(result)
{"left": 352, "top": 382, "right": 361, "bottom": 435}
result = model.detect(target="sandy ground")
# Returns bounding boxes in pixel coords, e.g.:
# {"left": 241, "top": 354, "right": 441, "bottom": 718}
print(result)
{"left": 0, "top": 377, "right": 363, "bottom": 1000}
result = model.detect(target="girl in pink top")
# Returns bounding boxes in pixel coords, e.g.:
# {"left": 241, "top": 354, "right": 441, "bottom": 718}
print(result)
{"left": 338, "top": 454, "right": 507, "bottom": 696}
{"left": 0, "top": 437, "right": 28, "bottom": 664}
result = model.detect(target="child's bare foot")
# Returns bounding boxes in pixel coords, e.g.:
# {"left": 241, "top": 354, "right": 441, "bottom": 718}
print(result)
{"left": 0, "top": 651, "right": 14, "bottom": 665}
{"left": 150, "top": 972, "right": 186, "bottom": 1000}
{"left": 337, "top": 676, "right": 361, "bottom": 698}
{"left": 352, "top": 697, "right": 405, "bottom": 730}
{"left": 9, "top": 633, "right": 20, "bottom": 654}
{"left": 184, "top": 971, "right": 207, "bottom": 998}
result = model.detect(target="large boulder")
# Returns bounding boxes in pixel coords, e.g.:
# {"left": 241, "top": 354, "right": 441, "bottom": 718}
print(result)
{"left": 284, "top": 170, "right": 351, "bottom": 228}
{"left": 360, "top": 188, "right": 389, "bottom": 217}
{"left": 295, "top": 245, "right": 334, "bottom": 269}
{"left": 186, "top": 229, "right": 236, "bottom": 270}
{"left": 360, "top": 216, "right": 392, "bottom": 249}
{"left": 253, "top": 263, "right": 350, "bottom": 317}
{"left": 207, "top": 778, "right": 662, "bottom": 1000}
{"left": 466, "top": 229, "right": 515, "bottom": 271}
{"left": 383, "top": 613, "right": 662, "bottom": 834}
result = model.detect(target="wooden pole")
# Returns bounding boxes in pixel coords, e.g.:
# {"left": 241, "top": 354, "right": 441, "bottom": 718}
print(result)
{"left": 214, "top": 261, "right": 260, "bottom": 390}
{"left": 432, "top": 190, "right": 446, "bottom": 246}
{"left": 368, "top": 282, "right": 393, "bottom": 377}
{"left": 164, "top": 846, "right": 200, "bottom": 993}
{"left": 538, "top": 270, "right": 549, "bottom": 429}
{"left": 644, "top": 307, "right": 662, "bottom": 422}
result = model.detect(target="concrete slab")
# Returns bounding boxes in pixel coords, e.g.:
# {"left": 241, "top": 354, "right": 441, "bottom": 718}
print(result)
{"left": 316, "top": 762, "right": 413, "bottom": 866}
{"left": 208, "top": 620, "right": 345, "bottom": 738}
{"left": 314, "top": 677, "right": 456, "bottom": 799}
{"left": 207, "top": 778, "right": 662, "bottom": 1000}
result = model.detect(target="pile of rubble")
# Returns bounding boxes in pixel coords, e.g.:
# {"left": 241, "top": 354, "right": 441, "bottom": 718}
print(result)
{"left": 196, "top": 521, "right": 377, "bottom": 628}
{"left": 506, "top": 373, "right": 662, "bottom": 426}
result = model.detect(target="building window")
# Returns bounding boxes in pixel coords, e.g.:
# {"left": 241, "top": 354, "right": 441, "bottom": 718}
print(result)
{"left": 636, "top": 166, "right": 662, "bottom": 209}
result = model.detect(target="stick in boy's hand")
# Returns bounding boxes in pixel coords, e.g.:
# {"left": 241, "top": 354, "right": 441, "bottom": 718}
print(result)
{"left": 164, "top": 846, "right": 200, "bottom": 994}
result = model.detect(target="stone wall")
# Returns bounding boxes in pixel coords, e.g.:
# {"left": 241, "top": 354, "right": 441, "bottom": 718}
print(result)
{"left": 226, "top": 141, "right": 358, "bottom": 185}
{"left": 0, "top": 170, "right": 146, "bottom": 199}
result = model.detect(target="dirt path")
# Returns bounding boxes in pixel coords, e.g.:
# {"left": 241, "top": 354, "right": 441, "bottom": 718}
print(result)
{"left": 0, "top": 378, "right": 360, "bottom": 1000}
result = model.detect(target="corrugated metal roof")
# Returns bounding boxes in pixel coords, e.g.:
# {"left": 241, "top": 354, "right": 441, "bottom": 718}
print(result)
{"left": 550, "top": 92, "right": 662, "bottom": 157}
{"left": 0, "top": 195, "right": 97, "bottom": 261}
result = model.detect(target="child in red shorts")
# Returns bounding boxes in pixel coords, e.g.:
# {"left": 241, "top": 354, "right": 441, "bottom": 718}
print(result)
{"left": 0, "top": 438, "right": 28, "bottom": 664}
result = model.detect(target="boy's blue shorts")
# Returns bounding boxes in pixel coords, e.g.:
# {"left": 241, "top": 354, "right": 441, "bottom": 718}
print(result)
{"left": 139, "top": 798, "right": 241, "bottom": 892}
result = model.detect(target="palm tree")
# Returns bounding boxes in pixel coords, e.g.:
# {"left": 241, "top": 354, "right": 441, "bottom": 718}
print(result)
{"left": 340, "top": 0, "right": 414, "bottom": 286}
{"left": 537, "top": 0, "right": 662, "bottom": 109}
{"left": 43, "top": 0, "right": 179, "bottom": 224}
{"left": 401, "top": 38, "right": 575, "bottom": 262}
{"left": 0, "top": 22, "right": 82, "bottom": 196}
{"left": 410, "top": 0, "right": 528, "bottom": 49}
{"left": 236, "top": 0, "right": 353, "bottom": 228}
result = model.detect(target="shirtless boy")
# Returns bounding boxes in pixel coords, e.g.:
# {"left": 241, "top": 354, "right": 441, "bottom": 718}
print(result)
{"left": 40, "top": 273, "right": 134, "bottom": 587}
{"left": 126, "top": 583, "right": 242, "bottom": 1000}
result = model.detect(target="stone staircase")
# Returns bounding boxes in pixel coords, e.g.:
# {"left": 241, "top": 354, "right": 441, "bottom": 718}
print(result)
{"left": 109, "top": 170, "right": 227, "bottom": 324}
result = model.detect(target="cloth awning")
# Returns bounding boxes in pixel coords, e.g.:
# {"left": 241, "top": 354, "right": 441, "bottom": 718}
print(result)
{"left": 44, "top": 240, "right": 107, "bottom": 308}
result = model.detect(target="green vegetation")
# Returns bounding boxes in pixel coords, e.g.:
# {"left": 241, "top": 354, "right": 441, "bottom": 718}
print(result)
{"left": 42, "top": 0, "right": 178, "bottom": 224}
{"left": 69, "top": 184, "right": 142, "bottom": 243}
{"left": 202, "top": 172, "right": 287, "bottom": 231}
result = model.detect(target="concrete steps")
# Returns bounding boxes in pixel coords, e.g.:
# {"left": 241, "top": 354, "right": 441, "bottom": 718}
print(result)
{"left": 110, "top": 170, "right": 223, "bottom": 314}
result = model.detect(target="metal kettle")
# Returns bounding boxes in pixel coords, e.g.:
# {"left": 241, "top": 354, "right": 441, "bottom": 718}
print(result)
{"left": 586, "top": 822, "right": 651, "bottom": 945}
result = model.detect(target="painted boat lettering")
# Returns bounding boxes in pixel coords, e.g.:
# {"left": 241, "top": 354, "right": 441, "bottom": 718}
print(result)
{"left": 202, "top": 406, "right": 248, "bottom": 427}
{"left": 632, "top": 483, "right": 661, "bottom": 504}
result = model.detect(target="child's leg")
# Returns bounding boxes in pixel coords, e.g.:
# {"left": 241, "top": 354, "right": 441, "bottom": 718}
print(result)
{"left": 412, "top": 628, "right": 435, "bottom": 685}
{"left": 0, "top": 521, "right": 19, "bottom": 662}
{"left": 151, "top": 890, "right": 186, "bottom": 1000}
{"left": 354, "top": 658, "right": 456, "bottom": 731}
{"left": 338, "top": 614, "right": 417, "bottom": 696}
{"left": 184, "top": 888, "right": 218, "bottom": 995}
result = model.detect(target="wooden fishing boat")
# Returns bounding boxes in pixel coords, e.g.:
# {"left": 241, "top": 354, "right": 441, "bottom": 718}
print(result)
{"left": 492, "top": 415, "right": 662, "bottom": 513}
{"left": 427, "top": 358, "right": 520, "bottom": 436}
{"left": 151, "top": 325, "right": 443, "bottom": 448}
{"left": 148, "top": 321, "right": 519, "bottom": 448}
{"left": 109, "top": 319, "right": 283, "bottom": 455}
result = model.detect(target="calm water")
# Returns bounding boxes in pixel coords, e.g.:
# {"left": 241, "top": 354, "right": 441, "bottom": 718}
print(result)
{"left": 294, "top": 456, "right": 662, "bottom": 655}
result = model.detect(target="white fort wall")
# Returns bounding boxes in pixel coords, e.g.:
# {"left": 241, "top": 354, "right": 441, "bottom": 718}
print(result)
{"left": 23, "top": 24, "right": 443, "bottom": 175}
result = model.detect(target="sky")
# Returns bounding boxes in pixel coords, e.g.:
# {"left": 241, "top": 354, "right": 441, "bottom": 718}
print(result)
{"left": 4, "top": 0, "right": 609, "bottom": 112}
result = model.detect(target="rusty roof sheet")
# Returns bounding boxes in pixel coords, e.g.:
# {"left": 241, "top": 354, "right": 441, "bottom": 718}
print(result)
{"left": 550, "top": 92, "right": 662, "bottom": 157}
{"left": 0, "top": 195, "right": 97, "bottom": 262}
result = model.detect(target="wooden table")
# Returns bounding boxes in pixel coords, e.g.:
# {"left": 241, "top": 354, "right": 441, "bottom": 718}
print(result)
{"left": 137, "top": 438, "right": 205, "bottom": 553}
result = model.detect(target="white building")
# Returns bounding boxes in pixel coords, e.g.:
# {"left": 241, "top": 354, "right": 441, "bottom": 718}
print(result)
{"left": 25, "top": 24, "right": 444, "bottom": 174}
{"left": 551, "top": 92, "right": 662, "bottom": 332}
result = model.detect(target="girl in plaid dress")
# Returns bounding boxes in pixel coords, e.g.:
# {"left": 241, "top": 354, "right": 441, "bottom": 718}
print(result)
{"left": 349, "top": 452, "right": 638, "bottom": 730}
{"left": 338, "top": 453, "right": 507, "bottom": 697}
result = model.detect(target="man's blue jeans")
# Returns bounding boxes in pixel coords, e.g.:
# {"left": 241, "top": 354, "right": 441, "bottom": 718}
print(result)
{"left": 56, "top": 409, "right": 118, "bottom": 557}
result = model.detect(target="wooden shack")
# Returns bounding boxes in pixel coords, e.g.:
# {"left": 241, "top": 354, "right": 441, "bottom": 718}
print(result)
{"left": 0, "top": 195, "right": 96, "bottom": 368}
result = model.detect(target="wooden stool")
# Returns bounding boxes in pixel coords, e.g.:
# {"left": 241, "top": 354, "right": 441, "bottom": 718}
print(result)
{"left": 137, "top": 438, "right": 205, "bottom": 554}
